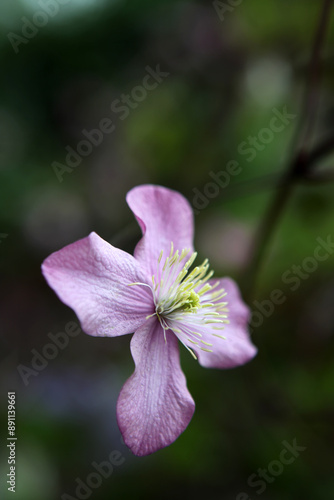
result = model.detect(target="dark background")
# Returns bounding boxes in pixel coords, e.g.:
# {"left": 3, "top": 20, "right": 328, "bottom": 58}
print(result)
{"left": 1, "top": 1, "right": 334, "bottom": 499}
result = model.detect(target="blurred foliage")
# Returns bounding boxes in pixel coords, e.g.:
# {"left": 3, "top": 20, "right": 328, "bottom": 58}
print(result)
{"left": 1, "top": 1, "right": 334, "bottom": 499}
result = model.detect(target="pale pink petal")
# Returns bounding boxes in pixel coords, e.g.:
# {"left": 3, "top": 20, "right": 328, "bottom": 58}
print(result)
{"left": 116, "top": 318, "right": 195, "bottom": 456}
{"left": 42, "top": 232, "right": 154, "bottom": 337}
{"left": 170, "top": 278, "right": 257, "bottom": 369}
{"left": 126, "top": 185, "right": 194, "bottom": 275}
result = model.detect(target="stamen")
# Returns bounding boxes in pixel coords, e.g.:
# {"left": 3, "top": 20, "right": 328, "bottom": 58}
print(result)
{"left": 130, "top": 242, "right": 229, "bottom": 362}
{"left": 128, "top": 282, "right": 152, "bottom": 289}
{"left": 184, "top": 344, "right": 197, "bottom": 360}
{"left": 162, "top": 257, "right": 169, "bottom": 272}
{"left": 200, "top": 340, "right": 213, "bottom": 346}
{"left": 145, "top": 313, "right": 157, "bottom": 320}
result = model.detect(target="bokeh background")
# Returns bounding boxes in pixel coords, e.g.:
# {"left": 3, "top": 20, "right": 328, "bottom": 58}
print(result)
{"left": 1, "top": 1, "right": 334, "bottom": 499}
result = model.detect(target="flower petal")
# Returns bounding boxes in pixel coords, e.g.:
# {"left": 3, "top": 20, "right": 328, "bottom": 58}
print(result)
{"left": 42, "top": 232, "right": 154, "bottom": 337}
{"left": 116, "top": 319, "right": 195, "bottom": 456}
{"left": 126, "top": 185, "right": 194, "bottom": 275}
{"left": 171, "top": 278, "right": 257, "bottom": 369}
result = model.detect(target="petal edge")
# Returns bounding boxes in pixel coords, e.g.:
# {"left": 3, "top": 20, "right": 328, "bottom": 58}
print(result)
{"left": 117, "top": 319, "right": 195, "bottom": 456}
{"left": 42, "top": 232, "right": 154, "bottom": 337}
{"left": 126, "top": 185, "right": 194, "bottom": 275}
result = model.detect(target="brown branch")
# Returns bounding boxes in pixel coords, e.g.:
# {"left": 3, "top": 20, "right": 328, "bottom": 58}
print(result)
{"left": 241, "top": 0, "right": 334, "bottom": 301}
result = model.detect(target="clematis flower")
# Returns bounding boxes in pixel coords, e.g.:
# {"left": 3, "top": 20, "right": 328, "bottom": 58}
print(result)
{"left": 42, "top": 185, "right": 257, "bottom": 456}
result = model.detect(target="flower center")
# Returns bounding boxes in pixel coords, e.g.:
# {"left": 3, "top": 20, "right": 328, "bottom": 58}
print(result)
{"left": 156, "top": 287, "right": 200, "bottom": 315}
{"left": 152, "top": 243, "right": 211, "bottom": 319}
{"left": 129, "top": 243, "right": 229, "bottom": 359}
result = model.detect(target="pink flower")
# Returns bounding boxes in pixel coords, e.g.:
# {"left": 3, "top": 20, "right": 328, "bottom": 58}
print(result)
{"left": 42, "top": 185, "right": 257, "bottom": 456}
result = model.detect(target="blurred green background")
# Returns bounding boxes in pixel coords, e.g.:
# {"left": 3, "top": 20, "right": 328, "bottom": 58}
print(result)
{"left": 1, "top": 0, "right": 334, "bottom": 499}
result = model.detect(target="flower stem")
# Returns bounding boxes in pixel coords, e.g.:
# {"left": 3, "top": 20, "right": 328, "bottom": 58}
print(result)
{"left": 242, "top": 0, "right": 334, "bottom": 301}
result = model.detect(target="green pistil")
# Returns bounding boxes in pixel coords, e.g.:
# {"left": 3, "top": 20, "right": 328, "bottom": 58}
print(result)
{"left": 176, "top": 289, "right": 200, "bottom": 312}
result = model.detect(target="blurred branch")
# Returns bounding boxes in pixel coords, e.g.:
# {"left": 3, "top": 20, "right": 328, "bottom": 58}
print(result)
{"left": 301, "top": 170, "right": 334, "bottom": 184}
{"left": 242, "top": 0, "right": 334, "bottom": 301}
{"left": 307, "top": 135, "right": 334, "bottom": 167}
{"left": 298, "top": 0, "right": 334, "bottom": 151}
{"left": 213, "top": 135, "right": 334, "bottom": 202}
